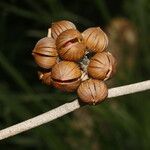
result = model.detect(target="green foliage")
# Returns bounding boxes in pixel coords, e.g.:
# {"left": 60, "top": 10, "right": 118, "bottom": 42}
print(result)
{"left": 0, "top": 0, "right": 149, "bottom": 149}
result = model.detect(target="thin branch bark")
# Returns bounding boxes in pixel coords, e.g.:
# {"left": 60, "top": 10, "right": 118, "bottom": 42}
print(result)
{"left": 0, "top": 80, "right": 150, "bottom": 140}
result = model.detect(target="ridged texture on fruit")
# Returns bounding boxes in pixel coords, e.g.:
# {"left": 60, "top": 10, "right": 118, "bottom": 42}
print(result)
{"left": 82, "top": 27, "right": 108, "bottom": 53}
{"left": 77, "top": 79, "right": 108, "bottom": 105}
{"left": 88, "top": 52, "right": 117, "bottom": 80}
{"left": 51, "top": 61, "right": 82, "bottom": 92}
{"left": 51, "top": 20, "right": 76, "bottom": 39}
{"left": 32, "top": 37, "right": 58, "bottom": 69}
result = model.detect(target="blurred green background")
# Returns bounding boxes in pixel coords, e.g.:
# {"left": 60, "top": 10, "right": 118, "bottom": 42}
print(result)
{"left": 0, "top": 0, "right": 150, "bottom": 149}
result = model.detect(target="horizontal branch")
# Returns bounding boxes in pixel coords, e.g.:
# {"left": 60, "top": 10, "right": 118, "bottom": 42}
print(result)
{"left": 0, "top": 80, "right": 150, "bottom": 140}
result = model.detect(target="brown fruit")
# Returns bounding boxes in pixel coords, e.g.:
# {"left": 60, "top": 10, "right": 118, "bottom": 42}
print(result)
{"left": 38, "top": 71, "right": 51, "bottom": 85}
{"left": 82, "top": 27, "right": 108, "bottom": 53}
{"left": 51, "top": 20, "right": 76, "bottom": 39}
{"left": 77, "top": 79, "right": 108, "bottom": 105}
{"left": 56, "top": 29, "right": 86, "bottom": 61}
{"left": 88, "top": 52, "right": 117, "bottom": 80}
{"left": 32, "top": 37, "right": 58, "bottom": 69}
{"left": 51, "top": 61, "right": 82, "bottom": 92}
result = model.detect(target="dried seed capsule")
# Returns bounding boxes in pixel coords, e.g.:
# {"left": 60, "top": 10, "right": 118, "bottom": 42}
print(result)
{"left": 88, "top": 52, "right": 117, "bottom": 80}
{"left": 51, "top": 20, "right": 76, "bottom": 39}
{"left": 82, "top": 27, "right": 108, "bottom": 53}
{"left": 38, "top": 71, "right": 51, "bottom": 85}
{"left": 77, "top": 79, "right": 108, "bottom": 105}
{"left": 51, "top": 61, "right": 82, "bottom": 92}
{"left": 56, "top": 29, "right": 86, "bottom": 61}
{"left": 32, "top": 37, "right": 58, "bottom": 69}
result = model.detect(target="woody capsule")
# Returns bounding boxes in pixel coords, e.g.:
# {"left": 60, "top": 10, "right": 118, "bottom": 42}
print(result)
{"left": 56, "top": 29, "right": 86, "bottom": 62}
{"left": 32, "top": 20, "right": 117, "bottom": 105}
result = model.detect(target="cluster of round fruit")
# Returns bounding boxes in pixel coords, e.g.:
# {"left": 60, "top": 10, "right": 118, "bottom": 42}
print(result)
{"left": 32, "top": 20, "right": 117, "bottom": 105}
